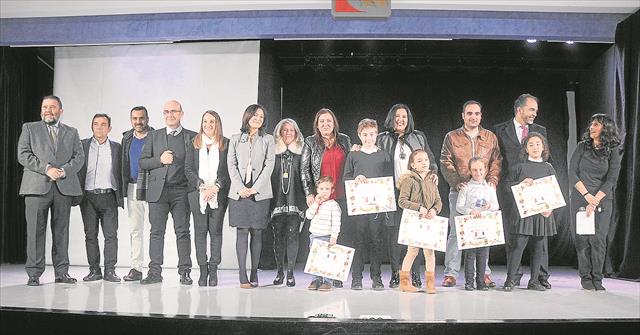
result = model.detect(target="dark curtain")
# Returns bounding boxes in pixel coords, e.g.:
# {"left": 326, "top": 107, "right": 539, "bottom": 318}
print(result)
{"left": 0, "top": 47, "right": 54, "bottom": 264}
{"left": 610, "top": 10, "right": 640, "bottom": 280}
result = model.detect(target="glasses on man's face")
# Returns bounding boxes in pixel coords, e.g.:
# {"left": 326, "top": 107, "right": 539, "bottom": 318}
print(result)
{"left": 163, "top": 110, "right": 181, "bottom": 115}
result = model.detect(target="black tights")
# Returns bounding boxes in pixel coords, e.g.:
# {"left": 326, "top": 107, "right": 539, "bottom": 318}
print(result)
{"left": 236, "top": 228, "right": 263, "bottom": 284}
{"left": 507, "top": 234, "right": 544, "bottom": 284}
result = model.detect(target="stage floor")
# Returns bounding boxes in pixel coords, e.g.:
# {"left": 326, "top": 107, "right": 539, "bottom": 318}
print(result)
{"left": 1, "top": 264, "right": 639, "bottom": 322}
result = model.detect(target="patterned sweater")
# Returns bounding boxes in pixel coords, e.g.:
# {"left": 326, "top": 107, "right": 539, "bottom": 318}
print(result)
{"left": 306, "top": 199, "right": 342, "bottom": 239}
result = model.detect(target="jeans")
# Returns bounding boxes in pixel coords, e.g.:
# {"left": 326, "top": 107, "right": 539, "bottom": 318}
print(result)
{"left": 309, "top": 234, "right": 332, "bottom": 285}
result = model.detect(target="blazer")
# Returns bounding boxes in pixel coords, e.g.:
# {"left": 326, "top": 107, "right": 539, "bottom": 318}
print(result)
{"left": 493, "top": 119, "right": 550, "bottom": 185}
{"left": 18, "top": 121, "right": 84, "bottom": 196}
{"left": 227, "top": 132, "right": 275, "bottom": 201}
{"left": 185, "top": 136, "right": 231, "bottom": 210}
{"left": 77, "top": 138, "right": 124, "bottom": 208}
{"left": 138, "top": 127, "right": 197, "bottom": 203}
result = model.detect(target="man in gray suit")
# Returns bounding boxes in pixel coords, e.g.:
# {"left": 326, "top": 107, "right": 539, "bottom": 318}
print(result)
{"left": 139, "top": 100, "right": 196, "bottom": 285}
{"left": 17, "top": 95, "right": 84, "bottom": 286}
{"left": 77, "top": 113, "right": 124, "bottom": 282}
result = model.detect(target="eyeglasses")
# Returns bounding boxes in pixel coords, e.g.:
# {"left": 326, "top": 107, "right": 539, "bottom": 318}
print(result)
{"left": 163, "top": 110, "right": 182, "bottom": 115}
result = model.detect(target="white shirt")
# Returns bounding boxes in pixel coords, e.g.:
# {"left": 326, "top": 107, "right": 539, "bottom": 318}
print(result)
{"left": 393, "top": 141, "right": 411, "bottom": 182}
{"left": 166, "top": 125, "right": 183, "bottom": 136}
{"left": 85, "top": 137, "right": 115, "bottom": 191}
{"left": 513, "top": 118, "right": 528, "bottom": 144}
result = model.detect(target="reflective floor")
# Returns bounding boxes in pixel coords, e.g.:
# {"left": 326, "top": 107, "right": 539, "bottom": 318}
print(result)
{"left": 1, "top": 264, "right": 638, "bottom": 321}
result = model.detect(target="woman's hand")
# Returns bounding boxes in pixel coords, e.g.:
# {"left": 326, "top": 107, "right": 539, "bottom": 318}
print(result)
{"left": 238, "top": 187, "right": 251, "bottom": 198}
{"left": 584, "top": 193, "right": 599, "bottom": 207}
{"left": 306, "top": 194, "right": 315, "bottom": 207}
{"left": 586, "top": 204, "right": 596, "bottom": 217}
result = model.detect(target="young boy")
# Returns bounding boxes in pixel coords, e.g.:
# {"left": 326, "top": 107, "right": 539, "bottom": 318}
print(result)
{"left": 455, "top": 157, "right": 499, "bottom": 291}
{"left": 306, "top": 176, "right": 342, "bottom": 291}
{"left": 343, "top": 118, "right": 392, "bottom": 290}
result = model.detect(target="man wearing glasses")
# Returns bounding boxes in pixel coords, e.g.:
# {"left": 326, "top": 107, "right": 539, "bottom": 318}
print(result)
{"left": 139, "top": 100, "right": 196, "bottom": 285}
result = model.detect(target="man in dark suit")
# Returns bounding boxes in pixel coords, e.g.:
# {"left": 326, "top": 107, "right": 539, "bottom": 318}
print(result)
{"left": 17, "top": 95, "right": 84, "bottom": 286}
{"left": 493, "top": 93, "right": 552, "bottom": 289}
{"left": 77, "top": 113, "right": 124, "bottom": 282}
{"left": 139, "top": 100, "right": 196, "bottom": 285}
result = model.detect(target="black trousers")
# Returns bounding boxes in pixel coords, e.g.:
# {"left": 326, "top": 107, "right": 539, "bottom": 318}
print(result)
{"left": 192, "top": 203, "right": 225, "bottom": 268}
{"left": 24, "top": 185, "right": 72, "bottom": 277}
{"left": 573, "top": 198, "right": 612, "bottom": 283}
{"left": 80, "top": 192, "right": 119, "bottom": 271}
{"left": 507, "top": 234, "right": 544, "bottom": 284}
{"left": 351, "top": 213, "right": 384, "bottom": 279}
{"left": 464, "top": 247, "right": 489, "bottom": 285}
{"left": 499, "top": 185, "right": 549, "bottom": 281}
{"left": 271, "top": 214, "right": 302, "bottom": 272}
{"left": 148, "top": 186, "right": 192, "bottom": 275}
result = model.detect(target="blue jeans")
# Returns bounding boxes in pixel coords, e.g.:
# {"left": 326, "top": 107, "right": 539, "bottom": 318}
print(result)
{"left": 309, "top": 234, "right": 332, "bottom": 285}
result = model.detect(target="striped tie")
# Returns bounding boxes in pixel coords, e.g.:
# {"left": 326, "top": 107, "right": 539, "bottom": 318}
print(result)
{"left": 49, "top": 125, "right": 58, "bottom": 150}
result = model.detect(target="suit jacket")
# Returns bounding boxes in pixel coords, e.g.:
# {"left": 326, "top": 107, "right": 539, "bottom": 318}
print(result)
{"left": 184, "top": 137, "right": 231, "bottom": 210}
{"left": 493, "top": 119, "right": 550, "bottom": 185}
{"left": 77, "top": 138, "right": 124, "bottom": 208}
{"left": 138, "top": 127, "right": 197, "bottom": 203}
{"left": 18, "top": 121, "right": 84, "bottom": 196}
{"left": 227, "top": 132, "right": 275, "bottom": 201}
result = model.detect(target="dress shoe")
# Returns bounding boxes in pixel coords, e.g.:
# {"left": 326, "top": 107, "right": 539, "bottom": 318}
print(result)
{"left": 333, "top": 279, "right": 343, "bottom": 288}
{"left": 286, "top": 271, "right": 295, "bottom": 287}
{"left": 180, "top": 273, "right": 193, "bottom": 285}
{"left": 527, "top": 281, "right": 546, "bottom": 291}
{"left": 209, "top": 270, "right": 218, "bottom": 287}
{"left": 351, "top": 278, "right": 363, "bottom": 290}
{"left": 464, "top": 282, "right": 475, "bottom": 291}
{"left": 484, "top": 274, "right": 496, "bottom": 288}
{"left": 273, "top": 270, "right": 285, "bottom": 285}
{"left": 27, "top": 276, "right": 40, "bottom": 286}
{"left": 389, "top": 271, "right": 400, "bottom": 289}
{"left": 55, "top": 273, "right": 77, "bottom": 284}
{"left": 476, "top": 283, "right": 489, "bottom": 291}
{"left": 249, "top": 270, "right": 258, "bottom": 288}
{"left": 539, "top": 278, "right": 552, "bottom": 289}
{"left": 442, "top": 275, "right": 456, "bottom": 287}
{"left": 411, "top": 271, "right": 422, "bottom": 288}
{"left": 503, "top": 279, "right": 516, "bottom": 292}
{"left": 140, "top": 273, "right": 163, "bottom": 285}
{"left": 593, "top": 281, "right": 606, "bottom": 291}
{"left": 372, "top": 276, "right": 384, "bottom": 291}
{"left": 103, "top": 270, "right": 121, "bottom": 282}
{"left": 123, "top": 269, "right": 143, "bottom": 281}
{"left": 83, "top": 269, "right": 103, "bottom": 282}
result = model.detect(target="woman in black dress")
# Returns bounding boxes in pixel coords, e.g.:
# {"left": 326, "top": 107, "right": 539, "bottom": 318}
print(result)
{"left": 270, "top": 119, "right": 306, "bottom": 287}
{"left": 569, "top": 113, "right": 622, "bottom": 291}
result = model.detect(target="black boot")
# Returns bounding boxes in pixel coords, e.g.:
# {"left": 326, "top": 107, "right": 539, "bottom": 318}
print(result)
{"left": 273, "top": 269, "right": 285, "bottom": 285}
{"left": 286, "top": 270, "right": 295, "bottom": 287}
{"left": 411, "top": 271, "right": 422, "bottom": 288}
{"left": 198, "top": 265, "right": 208, "bottom": 287}
{"left": 389, "top": 271, "right": 400, "bottom": 288}
{"left": 208, "top": 264, "right": 218, "bottom": 287}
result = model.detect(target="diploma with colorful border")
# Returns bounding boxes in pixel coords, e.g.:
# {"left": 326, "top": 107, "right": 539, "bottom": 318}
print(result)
{"left": 345, "top": 176, "right": 396, "bottom": 216}
{"left": 397, "top": 209, "right": 448, "bottom": 252}
{"left": 304, "top": 240, "right": 355, "bottom": 282}
{"left": 455, "top": 210, "right": 505, "bottom": 250}
{"left": 511, "top": 175, "right": 566, "bottom": 218}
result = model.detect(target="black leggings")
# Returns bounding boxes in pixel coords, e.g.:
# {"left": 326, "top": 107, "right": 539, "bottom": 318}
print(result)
{"left": 236, "top": 228, "right": 263, "bottom": 284}
{"left": 272, "top": 215, "right": 301, "bottom": 272}
{"left": 507, "top": 234, "right": 544, "bottom": 284}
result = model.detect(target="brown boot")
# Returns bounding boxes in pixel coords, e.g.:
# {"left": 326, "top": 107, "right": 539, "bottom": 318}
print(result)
{"left": 425, "top": 271, "right": 436, "bottom": 294}
{"left": 400, "top": 271, "right": 418, "bottom": 293}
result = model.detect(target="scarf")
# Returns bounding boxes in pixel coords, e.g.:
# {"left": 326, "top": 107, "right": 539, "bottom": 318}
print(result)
{"left": 198, "top": 135, "right": 219, "bottom": 214}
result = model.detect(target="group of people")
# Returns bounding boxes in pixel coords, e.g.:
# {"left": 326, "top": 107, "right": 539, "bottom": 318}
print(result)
{"left": 18, "top": 93, "right": 621, "bottom": 293}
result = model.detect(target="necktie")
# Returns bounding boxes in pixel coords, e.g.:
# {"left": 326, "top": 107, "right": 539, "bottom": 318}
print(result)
{"left": 49, "top": 126, "right": 58, "bottom": 150}
{"left": 520, "top": 124, "right": 528, "bottom": 144}
{"left": 170, "top": 130, "right": 177, "bottom": 136}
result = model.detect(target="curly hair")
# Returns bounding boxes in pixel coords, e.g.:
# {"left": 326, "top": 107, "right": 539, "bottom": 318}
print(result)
{"left": 581, "top": 113, "right": 621, "bottom": 152}
{"left": 520, "top": 132, "right": 550, "bottom": 162}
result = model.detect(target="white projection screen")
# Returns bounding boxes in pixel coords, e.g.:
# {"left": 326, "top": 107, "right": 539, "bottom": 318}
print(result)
{"left": 50, "top": 41, "right": 260, "bottom": 271}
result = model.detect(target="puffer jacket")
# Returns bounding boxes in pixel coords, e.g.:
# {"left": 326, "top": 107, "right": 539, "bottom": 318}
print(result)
{"left": 397, "top": 170, "right": 442, "bottom": 213}
{"left": 301, "top": 133, "right": 352, "bottom": 196}
{"left": 376, "top": 130, "right": 438, "bottom": 174}
{"left": 121, "top": 126, "right": 154, "bottom": 200}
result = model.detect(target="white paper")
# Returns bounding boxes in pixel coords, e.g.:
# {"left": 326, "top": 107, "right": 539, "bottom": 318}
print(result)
{"left": 511, "top": 175, "right": 566, "bottom": 218}
{"left": 576, "top": 211, "right": 596, "bottom": 235}
{"left": 345, "top": 176, "right": 397, "bottom": 216}
{"left": 454, "top": 210, "right": 505, "bottom": 250}
{"left": 304, "top": 240, "right": 355, "bottom": 282}
{"left": 397, "top": 209, "right": 448, "bottom": 252}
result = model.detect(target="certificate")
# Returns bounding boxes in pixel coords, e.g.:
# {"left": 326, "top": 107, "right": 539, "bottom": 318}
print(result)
{"left": 345, "top": 176, "right": 396, "bottom": 216}
{"left": 511, "top": 175, "right": 566, "bottom": 218}
{"left": 454, "top": 210, "right": 505, "bottom": 250}
{"left": 304, "top": 240, "right": 354, "bottom": 282}
{"left": 397, "top": 209, "right": 448, "bottom": 252}
{"left": 576, "top": 210, "right": 595, "bottom": 235}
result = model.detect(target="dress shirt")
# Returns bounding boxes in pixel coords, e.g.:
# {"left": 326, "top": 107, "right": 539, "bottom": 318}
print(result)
{"left": 85, "top": 137, "right": 115, "bottom": 191}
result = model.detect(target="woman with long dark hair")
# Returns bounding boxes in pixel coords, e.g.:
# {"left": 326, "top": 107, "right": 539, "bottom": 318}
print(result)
{"left": 227, "top": 104, "right": 275, "bottom": 288}
{"left": 569, "top": 113, "right": 622, "bottom": 291}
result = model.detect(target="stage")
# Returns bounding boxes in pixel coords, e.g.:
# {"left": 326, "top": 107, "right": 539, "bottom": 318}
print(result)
{"left": 1, "top": 264, "right": 638, "bottom": 334}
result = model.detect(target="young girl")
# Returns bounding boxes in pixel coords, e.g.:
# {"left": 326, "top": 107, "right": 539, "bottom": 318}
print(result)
{"left": 397, "top": 149, "right": 442, "bottom": 294}
{"left": 456, "top": 157, "right": 499, "bottom": 291}
{"left": 504, "top": 132, "right": 557, "bottom": 291}
{"left": 305, "top": 176, "right": 342, "bottom": 291}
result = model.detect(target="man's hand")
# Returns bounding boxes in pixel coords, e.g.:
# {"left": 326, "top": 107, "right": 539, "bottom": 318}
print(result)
{"left": 160, "top": 150, "right": 174, "bottom": 165}
{"left": 354, "top": 175, "right": 367, "bottom": 184}
{"left": 46, "top": 167, "right": 63, "bottom": 181}
{"left": 520, "top": 178, "right": 534, "bottom": 187}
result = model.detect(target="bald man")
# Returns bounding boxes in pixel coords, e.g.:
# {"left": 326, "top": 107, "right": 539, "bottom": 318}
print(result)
{"left": 139, "top": 100, "right": 197, "bottom": 285}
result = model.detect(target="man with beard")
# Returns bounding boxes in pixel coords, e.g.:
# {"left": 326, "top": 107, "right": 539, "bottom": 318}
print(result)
{"left": 120, "top": 106, "right": 154, "bottom": 281}
{"left": 18, "top": 95, "right": 84, "bottom": 286}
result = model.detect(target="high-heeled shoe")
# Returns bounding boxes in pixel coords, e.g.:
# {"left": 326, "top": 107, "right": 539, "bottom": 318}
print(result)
{"left": 250, "top": 269, "right": 259, "bottom": 288}
{"left": 286, "top": 270, "right": 295, "bottom": 287}
{"left": 273, "top": 270, "right": 285, "bottom": 285}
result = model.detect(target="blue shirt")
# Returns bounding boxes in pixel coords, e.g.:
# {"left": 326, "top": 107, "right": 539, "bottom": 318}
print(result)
{"left": 129, "top": 136, "right": 145, "bottom": 183}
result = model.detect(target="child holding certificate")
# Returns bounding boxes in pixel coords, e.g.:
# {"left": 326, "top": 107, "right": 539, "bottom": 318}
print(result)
{"left": 397, "top": 149, "right": 442, "bottom": 293}
{"left": 504, "top": 132, "right": 557, "bottom": 292}
{"left": 343, "top": 119, "right": 392, "bottom": 290}
{"left": 456, "top": 157, "right": 499, "bottom": 291}
{"left": 306, "top": 176, "right": 342, "bottom": 291}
